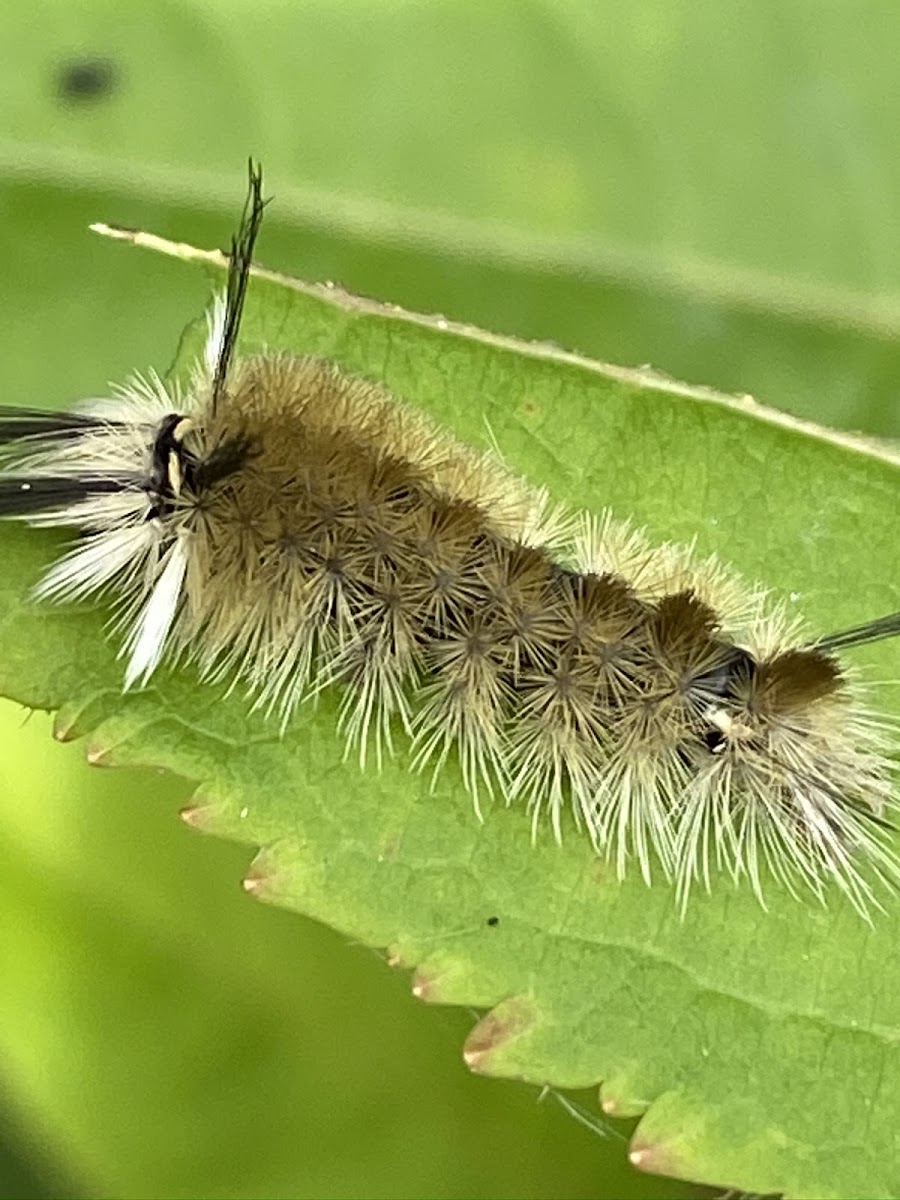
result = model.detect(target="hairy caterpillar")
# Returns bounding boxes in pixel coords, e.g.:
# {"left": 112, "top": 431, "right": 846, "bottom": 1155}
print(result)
{"left": 1, "top": 163, "right": 898, "bottom": 917}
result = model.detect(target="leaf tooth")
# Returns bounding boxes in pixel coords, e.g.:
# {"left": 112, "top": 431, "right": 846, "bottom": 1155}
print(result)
{"left": 53, "top": 703, "right": 84, "bottom": 742}
{"left": 178, "top": 784, "right": 248, "bottom": 837}
{"left": 85, "top": 738, "right": 115, "bottom": 766}
{"left": 628, "top": 1137, "right": 681, "bottom": 1179}
{"left": 599, "top": 1082, "right": 647, "bottom": 1120}
{"left": 410, "top": 968, "right": 442, "bottom": 1002}
{"left": 240, "top": 843, "right": 289, "bottom": 902}
{"left": 463, "top": 998, "right": 535, "bottom": 1073}
{"left": 180, "top": 803, "right": 222, "bottom": 832}
{"left": 242, "top": 873, "right": 265, "bottom": 895}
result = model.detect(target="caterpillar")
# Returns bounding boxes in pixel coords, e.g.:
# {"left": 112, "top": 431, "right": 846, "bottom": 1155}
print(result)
{"left": 1, "top": 162, "right": 898, "bottom": 917}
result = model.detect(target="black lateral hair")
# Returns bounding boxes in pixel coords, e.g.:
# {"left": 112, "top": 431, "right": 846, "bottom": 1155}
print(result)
{"left": 0, "top": 475, "right": 129, "bottom": 517}
{"left": 211, "top": 159, "right": 269, "bottom": 416}
{"left": 0, "top": 408, "right": 114, "bottom": 447}
{"left": 813, "top": 611, "right": 900, "bottom": 654}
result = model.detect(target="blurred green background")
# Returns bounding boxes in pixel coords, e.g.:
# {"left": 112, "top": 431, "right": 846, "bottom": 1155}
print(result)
{"left": 1, "top": 2, "right": 899, "bottom": 1197}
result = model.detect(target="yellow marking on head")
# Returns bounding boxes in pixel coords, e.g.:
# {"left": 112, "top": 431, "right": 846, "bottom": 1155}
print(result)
{"left": 706, "top": 706, "right": 734, "bottom": 737}
{"left": 168, "top": 450, "right": 183, "bottom": 497}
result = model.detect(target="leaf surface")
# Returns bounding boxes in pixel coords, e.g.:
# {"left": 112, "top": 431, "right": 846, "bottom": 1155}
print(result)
{"left": 1, "top": 236, "right": 898, "bottom": 1199}
{"left": 6, "top": 0, "right": 900, "bottom": 434}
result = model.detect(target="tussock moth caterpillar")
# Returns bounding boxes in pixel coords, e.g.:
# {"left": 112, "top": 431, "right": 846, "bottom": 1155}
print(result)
{"left": 1, "top": 163, "right": 898, "bottom": 917}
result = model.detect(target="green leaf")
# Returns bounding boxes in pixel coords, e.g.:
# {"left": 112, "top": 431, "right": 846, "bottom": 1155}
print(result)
{"left": 3, "top": 701, "right": 637, "bottom": 1200}
{"left": 5, "top": 1, "right": 900, "bottom": 1195}
{"left": 2, "top": 230, "right": 898, "bottom": 1200}
{"left": 6, "top": 0, "right": 900, "bottom": 436}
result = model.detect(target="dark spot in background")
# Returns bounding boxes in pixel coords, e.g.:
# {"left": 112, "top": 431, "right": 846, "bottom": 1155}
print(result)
{"left": 486, "top": 916, "right": 499, "bottom": 927}
{"left": 55, "top": 56, "right": 118, "bottom": 104}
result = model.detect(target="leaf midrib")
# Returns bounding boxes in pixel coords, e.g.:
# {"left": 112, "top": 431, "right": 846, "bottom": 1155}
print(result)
{"left": 6, "top": 135, "right": 900, "bottom": 341}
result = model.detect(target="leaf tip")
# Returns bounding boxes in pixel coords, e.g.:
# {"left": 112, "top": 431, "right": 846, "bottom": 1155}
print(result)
{"left": 90, "top": 221, "right": 136, "bottom": 242}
